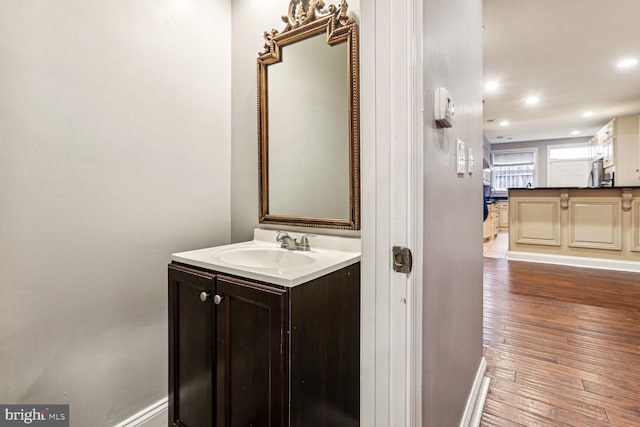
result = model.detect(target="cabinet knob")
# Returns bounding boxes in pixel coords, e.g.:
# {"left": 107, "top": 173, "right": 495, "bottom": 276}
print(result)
{"left": 213, "top": 294, "right": 224, "bottom": 305}
{"left": 199, "top": 291, "right": 210, "bottom": 302}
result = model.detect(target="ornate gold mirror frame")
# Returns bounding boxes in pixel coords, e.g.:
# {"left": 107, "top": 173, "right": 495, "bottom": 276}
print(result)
{"left": 257, "top": 0, "right": 360, "bottom": 230}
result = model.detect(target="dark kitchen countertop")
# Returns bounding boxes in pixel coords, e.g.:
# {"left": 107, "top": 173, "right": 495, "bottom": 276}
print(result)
{"left": 509, "top": 186, "right": 640, "bottom": 190}
{"left": 485, "top": 197, "right": 508, "bottom": 204}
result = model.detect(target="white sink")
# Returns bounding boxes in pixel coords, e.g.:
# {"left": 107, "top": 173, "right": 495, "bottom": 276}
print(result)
{"left": 215, "top": 247, "right": 316, "bottom": 269}
{"left": 171, "top": 229, "right": 361, "bottom": 287}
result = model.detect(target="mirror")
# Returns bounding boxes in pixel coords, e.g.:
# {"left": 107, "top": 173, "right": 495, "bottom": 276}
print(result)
{"left": 257, "top": 0, "right": 360, "bottom": 230}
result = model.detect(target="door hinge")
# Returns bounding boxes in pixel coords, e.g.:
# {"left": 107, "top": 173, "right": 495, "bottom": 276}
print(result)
{"left": 392, "top": 246, "right": 413, "bottom": 274}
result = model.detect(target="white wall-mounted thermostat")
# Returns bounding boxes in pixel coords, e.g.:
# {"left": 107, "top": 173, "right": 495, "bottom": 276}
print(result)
{"left": 435, "top": 87, "right": 454, "bottom": 128}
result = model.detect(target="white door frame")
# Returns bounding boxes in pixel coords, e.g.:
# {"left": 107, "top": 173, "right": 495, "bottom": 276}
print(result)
{"left": 360, "top": 0, "right": 423, "bottom": 425}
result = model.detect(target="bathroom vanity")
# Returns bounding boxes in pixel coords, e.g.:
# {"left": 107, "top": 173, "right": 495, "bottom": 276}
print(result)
{"left": 168, "top": 230, "right": 361, "bottom": 427}
{"left": 168, "top": 2, "right": 363, "bottom": 425}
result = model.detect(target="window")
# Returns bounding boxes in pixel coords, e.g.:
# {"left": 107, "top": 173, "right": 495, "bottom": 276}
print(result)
{"left": 491, "top": 148, "right": 537, "bottom": 192}
{"left": 547, "top": 143, "right": 591, "bottom": 188}
{"left": 548, "top": 144, "right": 590, "bottom": 161}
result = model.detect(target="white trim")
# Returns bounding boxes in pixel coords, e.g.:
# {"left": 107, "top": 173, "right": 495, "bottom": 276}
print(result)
{"left": 458, "top": 357, "right": 488, "bottom": 427}
{"left": 507, "top": 251, "right": 640, "bottom": 273}
{"left": 359, "top": 0, "right": 387, "bottom": 425}
{"left": 360, "top": 0, "right": 418, "bottom": 424}
{"left": 113, "top": 398, "right": 167, "bottom": 427}
{"left": 407, "top": 0, "right": 423, "bottom": 424}
{"left": 469, "top": 377, "right": 491, "bottom": 427}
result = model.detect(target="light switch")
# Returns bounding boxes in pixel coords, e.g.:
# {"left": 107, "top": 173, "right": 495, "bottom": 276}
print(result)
{"left": 457, "top": 139, "right": 466, "bottom": 174}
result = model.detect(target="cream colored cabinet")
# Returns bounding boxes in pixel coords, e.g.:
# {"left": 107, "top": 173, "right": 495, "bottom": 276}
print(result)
{"left": 593, "top": 119, "right": 615, "bottom": 167}
{"left": 509, "top": 188, "right": 640, "bottom": 262}
{"left": 484, "top": 203, "right": 498, "bottom": 241}
{"left": 593, "top": 115, "right": 640, "bottom": 186}
{"left": 637, "top": 116, "right": 640, "bottom": 180}
{"left": 497, "top": 201, "right": 509, "bottom": 231}
{"left": 606, "top": 115, "right": 640, "bottom": 186}
{"left": 483, "top": 206, "right": 492, "bottom": 241}
{"left": 602, "top": 119, "right": 614, "bottom": 167}
{"left": 492, "top": 203, "right": 498, "bottom": 237}
{"left": 590, "top": 135, "right": 602, "bottom": 160}
{"left": 603, "top": 136, "right": 615, "bottom": 167}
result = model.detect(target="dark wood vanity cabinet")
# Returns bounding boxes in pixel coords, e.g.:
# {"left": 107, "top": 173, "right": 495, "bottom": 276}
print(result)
{"left": 168, "top": 262, "right": 360, "bottom": 427}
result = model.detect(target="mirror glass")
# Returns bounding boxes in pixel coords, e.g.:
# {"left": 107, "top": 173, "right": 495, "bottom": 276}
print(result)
{"left": 268, "top": 35, "right": 350, "bottom": 219}
{"left": 257, "top": 1, "right": 360, "bottom": 230}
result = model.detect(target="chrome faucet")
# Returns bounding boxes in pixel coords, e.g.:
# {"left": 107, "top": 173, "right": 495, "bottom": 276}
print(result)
{"left": 276, "top": 231, "right": 314, "bottom": 251}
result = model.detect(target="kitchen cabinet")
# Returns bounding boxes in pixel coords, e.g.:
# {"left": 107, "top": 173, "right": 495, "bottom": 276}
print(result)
{"left": 508, "top": 187, "right": 640, "bottom": 262}
{"left": 483, "top": 205, "right": 491, "bottom": 241}
{"left": 603, "top": 136, "right": 615, "bottom": 168}
{"left": 497, "top": 201, "right": 509, "bottom": 231}
{"left": 483, "top": 203, "right": 496, "bottom": 241}
{"left": 602, "top": 115, "right": 640, "bottom": 186}
{"left": 168, "top": 261, "right": 360, "bottom": 427}
{"left": 597, "top": 119, "right": 615, "bottom": 168}
{"left": 591, "top": 115, "right": 640, "bottom": 187}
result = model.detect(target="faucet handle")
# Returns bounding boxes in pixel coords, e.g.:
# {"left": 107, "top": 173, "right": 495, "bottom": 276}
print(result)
{"left": 297, "top": 234, "right": 316, "bottom": 251}
{"left": 276, "top": 231, "right": 290, "bottom": 241}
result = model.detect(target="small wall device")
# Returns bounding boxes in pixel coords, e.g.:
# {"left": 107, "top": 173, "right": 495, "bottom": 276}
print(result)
{"left": 434, "top": 87, "right": 454, "bottom": 128}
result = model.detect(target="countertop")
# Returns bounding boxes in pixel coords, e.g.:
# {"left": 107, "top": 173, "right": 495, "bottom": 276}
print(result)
{"left": 485, "top": 197, "right": 508, "bottom": 204}
{"left": 508, "top": 186, "right": 640, "bottom": 190}
{"left": 171, "top": 229, "right": 361, "bottom": 287}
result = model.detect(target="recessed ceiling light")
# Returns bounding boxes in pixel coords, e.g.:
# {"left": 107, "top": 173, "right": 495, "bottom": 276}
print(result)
{"left": 496, "top": 136, "right": 504, "bottom": 139}
{"left": 571, "top": 130, "right": 581, "bottom": 135}
{"left": 617, "top": 58, "right": 638, "bottom": 69}
{"left": 582, "top": 111, "right": 594, "bottom": 118}
{"left": 485, "top": 81, "right": 499, "bottom": 91}
{"left": 525, "top": 96, "right": 540, "bottom": 105}
{"left": 499, "top": 120, "right": 510, "bottom": 126}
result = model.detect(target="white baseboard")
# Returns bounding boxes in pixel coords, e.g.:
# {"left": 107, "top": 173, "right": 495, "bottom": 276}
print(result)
{"left": 114, "top": 398, "right": 168, "bottom": 427}
{"left": 459, "top": 357, "right": 489, "bottom": 427}
{"left": 469, "top": 376, "right": 491, "bottom": 427}
{"left": 507, "top": 251, "right": 640, "bottom": 273}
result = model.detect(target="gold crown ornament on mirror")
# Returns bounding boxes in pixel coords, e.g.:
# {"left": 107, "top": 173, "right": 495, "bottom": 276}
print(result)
{"left": 259, "top": 0, "right": 356, "bottom": 62}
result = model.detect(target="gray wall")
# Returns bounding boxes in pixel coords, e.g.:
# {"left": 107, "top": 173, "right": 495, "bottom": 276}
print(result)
{"left": 0, "top": 1, "right": 231, "bottom": 425}
{"left": 490, "top": 136, "right": 591, "bottom": 187}
{"left": 421, "top": 0, "right": 484, "bottom": 425}
{"left": 231, "top": 0, "right": 281, "bottom": 243}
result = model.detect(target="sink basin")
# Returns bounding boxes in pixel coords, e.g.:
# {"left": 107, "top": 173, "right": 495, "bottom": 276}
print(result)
{"left": 215, "top": 248, "right": 315, "bottom": 269}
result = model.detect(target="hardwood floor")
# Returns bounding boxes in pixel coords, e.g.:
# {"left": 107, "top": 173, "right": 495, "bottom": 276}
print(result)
{"left": 482, "top": 258, "right": 640, "bottom": 426}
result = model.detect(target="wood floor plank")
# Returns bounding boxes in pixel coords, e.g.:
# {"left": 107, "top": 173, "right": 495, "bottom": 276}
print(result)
{"left": 482, "top": 398, "right": 571, "bottom": 426}
{"left": 489, "top": 377, "right": 610, "bottom": 424}
{"left": 605, "top": 408, "right": 640, "bottom": 427}
{"left": 482, "top": 258, "right": 640, "bottom": 427}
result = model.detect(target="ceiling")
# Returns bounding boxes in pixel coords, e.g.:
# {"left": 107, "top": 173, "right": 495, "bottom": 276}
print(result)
{"left": 483, "top": 0, "right": 640, "bottom": 144}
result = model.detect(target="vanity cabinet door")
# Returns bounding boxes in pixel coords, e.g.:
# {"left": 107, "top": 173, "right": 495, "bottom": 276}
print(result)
{"left": 168, "top": 265, "right": 216, "bottom": 427}
{"left": 215, "top": 276, "right": 287, "bottom": 427}
{"left": 289, "top": 262, "right": 360, "bottom": 427}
